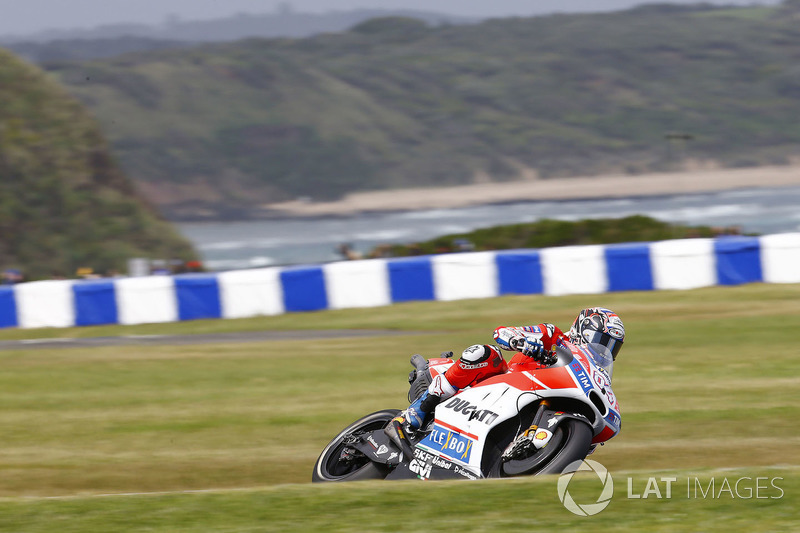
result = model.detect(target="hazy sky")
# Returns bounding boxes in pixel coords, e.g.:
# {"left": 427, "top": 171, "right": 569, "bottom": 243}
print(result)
{"left": 0, "top": 0, "right": 780, "bottom": 35}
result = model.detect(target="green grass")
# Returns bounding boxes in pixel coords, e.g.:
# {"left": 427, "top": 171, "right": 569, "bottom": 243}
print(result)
{"left": 0, "top": 283, "right": 798, "bottom": 530}
{"left": 0, "top": 468, "right": 796, "bottom": 532}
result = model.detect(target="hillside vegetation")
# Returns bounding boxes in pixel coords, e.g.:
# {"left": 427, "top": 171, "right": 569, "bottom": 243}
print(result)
{"left": 44, "top": 2, "right": 800, "bottom": 219}
{"left": 377, "top": 215, "right": 747, "bottom": 257}
{"left": 0, "top": 49, "right": 197, "bottom": 280}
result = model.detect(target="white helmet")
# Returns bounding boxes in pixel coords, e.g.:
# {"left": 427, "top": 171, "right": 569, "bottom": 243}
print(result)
{"left": 568, "top": 307, "right": 625, "bottom": 363}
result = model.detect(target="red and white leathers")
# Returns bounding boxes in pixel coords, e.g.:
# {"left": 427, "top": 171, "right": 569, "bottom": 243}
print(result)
{"left": 494, "top": 323, "right": 568, "bottom": 371}
{"left": 425, "top": 323, "right": 568, "bottom": 406}
{"left": 389, "top": 311, "right": 622, "bottom": 444}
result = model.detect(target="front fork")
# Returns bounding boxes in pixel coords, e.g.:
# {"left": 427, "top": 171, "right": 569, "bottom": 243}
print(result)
{"left": 502, "top": 401, "right": 594, "bottom": 460}
{"left": 502, "top": 400, "right": 552, "bottom": 460}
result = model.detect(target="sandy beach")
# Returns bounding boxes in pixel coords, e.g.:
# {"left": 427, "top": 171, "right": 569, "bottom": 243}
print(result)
{"left": 267, "top": 165, "right": 800, "bottom": 217}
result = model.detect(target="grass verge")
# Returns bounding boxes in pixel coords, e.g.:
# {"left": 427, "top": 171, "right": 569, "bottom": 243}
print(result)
{"left": 0, "top": 283, "right": 797, "bottom": 529}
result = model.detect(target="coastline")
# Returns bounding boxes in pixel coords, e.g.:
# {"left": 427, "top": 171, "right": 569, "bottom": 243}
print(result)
{"left": 264, "top": 165, "right": 800, "bottom": 218}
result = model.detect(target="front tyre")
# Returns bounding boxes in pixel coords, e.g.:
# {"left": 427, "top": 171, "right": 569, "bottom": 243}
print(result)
{"left": 312, "top": 409, "right": 401, "bottom": 483}
{"left": 497, "top": 419, "right": 593, "bottom": 477}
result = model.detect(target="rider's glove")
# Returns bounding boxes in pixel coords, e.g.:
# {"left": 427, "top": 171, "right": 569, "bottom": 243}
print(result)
{"left": 522, "top": 335, "right": 544, "bottom": 358}
{"left": 522, "top": 334, "right": 557, "bottom": 365}
{"left": 509, "top": 335, "right": 526, "bottom": 352}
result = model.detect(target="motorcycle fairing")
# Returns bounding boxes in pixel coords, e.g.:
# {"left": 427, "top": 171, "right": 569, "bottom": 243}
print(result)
{"left": 417, "top": 344, "right": 621, "bottom": 475}
{"left": 385, "top": 447, "right": 480, "bottom": 481}
{"left": 416, "top": 381, "right": 537, "bottom": 476}
{"left": 350, "top": 430, "right": 403, "bottom": 466}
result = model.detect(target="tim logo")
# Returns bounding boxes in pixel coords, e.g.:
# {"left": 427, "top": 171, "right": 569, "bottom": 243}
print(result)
{"left": 569, "top": 360, "right": 593, "bottom": 394}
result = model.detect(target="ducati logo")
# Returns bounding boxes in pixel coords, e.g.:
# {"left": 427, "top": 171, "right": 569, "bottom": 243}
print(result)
{"left": 443, "top": 398, "right": 499, "bottom": 424}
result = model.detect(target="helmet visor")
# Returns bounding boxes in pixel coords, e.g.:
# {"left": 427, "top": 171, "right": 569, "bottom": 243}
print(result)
{"left": 583, "top": 328, "right": 622, "bottom": 361}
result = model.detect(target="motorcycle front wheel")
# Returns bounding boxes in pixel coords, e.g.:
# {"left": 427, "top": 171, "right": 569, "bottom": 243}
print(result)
{"left": 496, "top": 418, "right": 593, "bottom": 477}
{"left": 312, "top": 409, "right": 401, "bottom": 483}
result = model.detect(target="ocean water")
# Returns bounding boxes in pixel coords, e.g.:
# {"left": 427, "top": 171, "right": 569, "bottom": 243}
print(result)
{"left": 176, "top": 186, "right": 800, "bottom": 271}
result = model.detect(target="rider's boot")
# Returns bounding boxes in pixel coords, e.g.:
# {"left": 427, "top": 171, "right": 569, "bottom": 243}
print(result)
{"left": 384, "top": 391, "right": 441, "bottom": 454}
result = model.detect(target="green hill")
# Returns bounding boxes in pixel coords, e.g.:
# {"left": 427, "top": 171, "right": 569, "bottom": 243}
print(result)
{"left": 0, "top": 49, "right": 197, "bottom": 280}
{"left": 41, "top": 2, "right": 800, "bottom": 220}
{"left": 376, "top": 215, "right": 749, "bottom": 258}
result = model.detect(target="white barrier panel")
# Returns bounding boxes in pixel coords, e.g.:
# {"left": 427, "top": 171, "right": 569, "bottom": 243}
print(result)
{"left": 324, "top": 259, "right": 391, "bottom": 309}
{"left": 218, "top": 267, "right": 285, "bottom": 318}
{"left": 541, "top": 245, "right": 608, "bottom": 296}
{"left": 15, "top": 280, "right": 75, "bottom": 329}
{"left": 116, "top": 276, "right": 178, "bottom": 325}
{"left": 651, "top": 238, "right": 716, "bottom": 290}
{"left": 432, "top": 252, "right": 499, "bottom": 301}
{"left": 4, "top": 233, "right": 800, "bottom": 331}
{"left": 760, "top": 232, "right": 800, "bottom": 283}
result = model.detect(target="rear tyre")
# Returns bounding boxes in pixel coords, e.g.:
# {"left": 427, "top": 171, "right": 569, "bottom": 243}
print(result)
{"left": 496, "top": 419, "right": 593, "bottom": 477}
{"left": 312, "top": 409, "right": 401, "bottom": 483}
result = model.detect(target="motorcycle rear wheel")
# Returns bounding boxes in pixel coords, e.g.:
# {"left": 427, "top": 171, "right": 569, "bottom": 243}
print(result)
{"left": 312, "top": 409, "right": 401, "bottom": 483}
{"left": 497, "top": 418, "right": 593, "bottom": 477}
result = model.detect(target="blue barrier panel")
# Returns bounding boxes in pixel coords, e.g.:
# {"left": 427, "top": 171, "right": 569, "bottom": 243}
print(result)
{"left": 281, "top": 266, "right": 328, "bottom": 312}
{"left": 715, "top": 236, "right": 763, "bottom": 286}
{"left": 74, "top": 280, "right": 118, "bottom": 326}
{"left": 388, "top": 257, "right": 435, "bottom": 302}
{"left": 0, "top": 286, "right": 17, "bottom": 328}
{"left": 605, "top": 243, "right": 654, "bottom": 292}
{"left": 496, "top": 250, "right": 543, "bottom": 295}
{"left": 175, "top": 275, "right": 222, "bottom": 321}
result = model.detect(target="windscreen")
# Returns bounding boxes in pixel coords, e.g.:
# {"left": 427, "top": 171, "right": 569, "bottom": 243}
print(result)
{"left": 585, "top": 342, "right": 614, "bottom": 379}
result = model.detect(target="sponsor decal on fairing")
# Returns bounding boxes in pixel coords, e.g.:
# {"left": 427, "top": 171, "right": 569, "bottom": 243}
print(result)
{"left": 418, "top": 423, "right": 476, "bottom": 463}
{"left": 568, "top": 359, "right": 594, "bottom": 395}
{"left": 442, "top": 397, "right": 499, "bottom": 424}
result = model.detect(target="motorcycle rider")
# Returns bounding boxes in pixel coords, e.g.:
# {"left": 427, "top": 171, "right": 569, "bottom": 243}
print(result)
{"left": 385, "top": 307, "right": 625, "bottom": 446}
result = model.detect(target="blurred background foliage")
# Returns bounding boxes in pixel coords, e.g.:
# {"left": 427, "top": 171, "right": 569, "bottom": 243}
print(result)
{"left": 37, "top": 2, "right": 800, "bottom": 219}
{"left": 3, "top": 2, "right": 800, "bottom": 277}
{"left": 0, "top": 49, "right": 197, "bottom": 280}
{"left": 377, "top": 214, "right": 746, "bottom": 257}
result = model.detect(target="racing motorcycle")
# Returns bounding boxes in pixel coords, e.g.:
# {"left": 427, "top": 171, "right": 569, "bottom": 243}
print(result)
{"left": 313, "top": 340, "right": 621, "bottom": 482}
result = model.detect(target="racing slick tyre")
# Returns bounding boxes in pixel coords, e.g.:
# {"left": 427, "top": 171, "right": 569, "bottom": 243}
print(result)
{"left": 312, "top": 409, "right": 401, "bottom": 483}
{"left": 497, "top": 418, "right": 593, "bottom": 477}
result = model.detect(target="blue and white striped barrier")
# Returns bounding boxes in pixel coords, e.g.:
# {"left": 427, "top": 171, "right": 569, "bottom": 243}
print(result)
{"left": 1, "top": 233, "right": 799, "bottom": 329}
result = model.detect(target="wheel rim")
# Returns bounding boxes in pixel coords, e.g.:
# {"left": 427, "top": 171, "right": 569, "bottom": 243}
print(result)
{"left": 319, "top": 415, "right": 394, "bottom": 480}
{"left": 501, "top": 425, "right": 567, "bottom": 477}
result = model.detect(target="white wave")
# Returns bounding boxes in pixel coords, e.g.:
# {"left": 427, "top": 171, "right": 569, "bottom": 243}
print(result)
{"left": 199, "top": 241, "right": 251, "bottom": 251}
{"left": 602, "top": 199, "right": 636, "bottom": 207}
{"left": 353, "top": 229, "right": 415, "bottom": 241}
{"left": 200, "top": 237, "right": 301, "bottom": 250}
{"left": 552, "top": 213, "right": 588, "bottom": 222}
{"left": 247, "top": 256, "right": 275, "bottom": 267}
{"left": 203, "top": 259, "right": 253, "bottom": 270}
{"left": 396, "top": 209, "right": 467, "bottom": 220}
{"left": 438, "top": 225, "right": 471, "bottom": 234}
{"left": 204, "top": 256, "right": 276, "bottom": 271}
{"left": 649, "top": 203, "right": 760, "bottom": 221}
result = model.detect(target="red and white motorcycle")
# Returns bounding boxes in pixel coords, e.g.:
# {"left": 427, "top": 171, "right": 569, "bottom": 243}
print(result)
{"left": 313, "top": 340, "right": 621, "bottom": 481}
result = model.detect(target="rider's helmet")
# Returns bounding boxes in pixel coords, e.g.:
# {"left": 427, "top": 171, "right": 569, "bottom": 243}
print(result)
{"left": 568, "top": 307, "right": 625, "bottom": 369}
